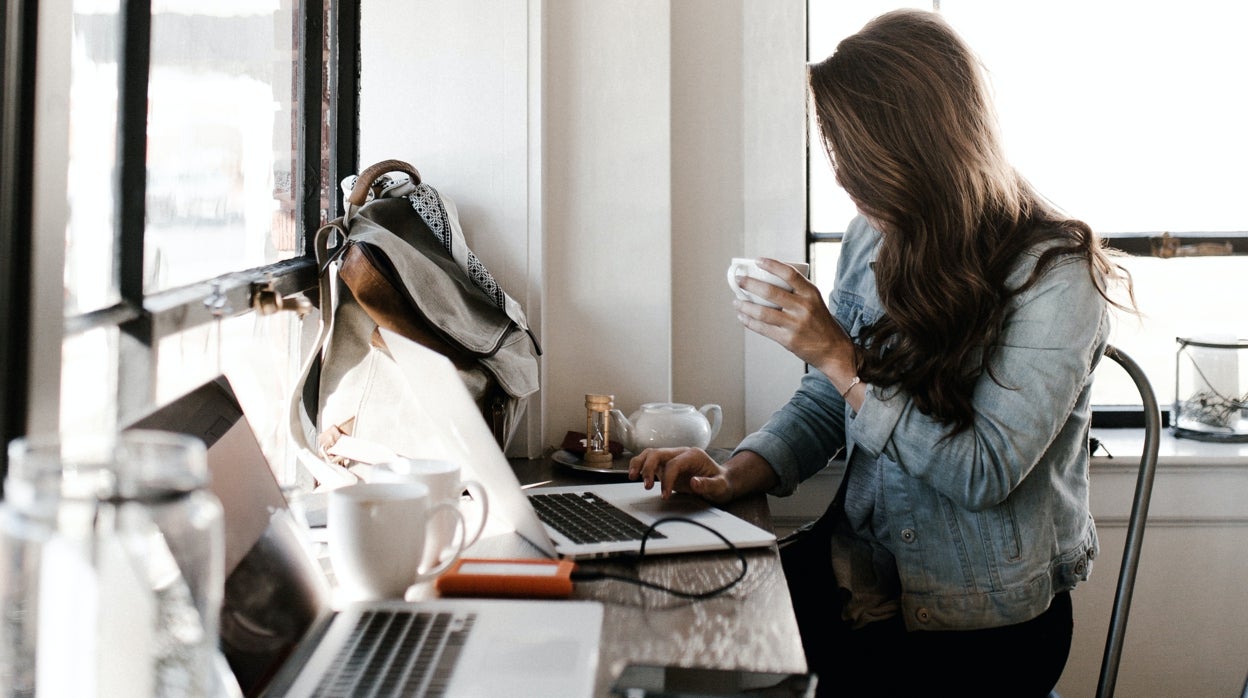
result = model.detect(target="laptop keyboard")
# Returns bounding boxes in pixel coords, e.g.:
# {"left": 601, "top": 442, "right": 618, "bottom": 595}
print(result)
{"left": 528, "top": 491, "right": 667, "bottom": 544}
{"left": 314, "top": 609, "right": 476, "bottom": 698}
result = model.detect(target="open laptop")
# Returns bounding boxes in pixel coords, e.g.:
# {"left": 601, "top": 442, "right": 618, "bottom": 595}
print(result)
{"left": 371, "top": 327, "right": 777, "bottom": 561}
{"left": 129, "top": 376, "right": 603, "bottom": 698}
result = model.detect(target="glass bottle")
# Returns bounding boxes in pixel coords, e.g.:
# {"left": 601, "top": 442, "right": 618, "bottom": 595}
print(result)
{"left": 0, "top": 430, "right": 224, "bottom": 697}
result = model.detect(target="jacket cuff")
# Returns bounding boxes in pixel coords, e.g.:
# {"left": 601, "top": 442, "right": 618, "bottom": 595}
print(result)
{"left": 733, "top": 431, "right": 799, "bottom": 497}
{"left": 847, "top": 386, "right": 905, "bottom": 458}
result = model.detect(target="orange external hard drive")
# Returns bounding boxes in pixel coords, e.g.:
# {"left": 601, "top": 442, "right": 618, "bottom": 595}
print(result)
{"left": 434, "top": 558, "right": 576, "bottom": 599}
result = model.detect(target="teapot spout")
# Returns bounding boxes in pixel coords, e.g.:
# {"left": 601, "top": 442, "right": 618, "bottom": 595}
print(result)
{"left": 608, "top": 408, "right": 634, "bottom": 453}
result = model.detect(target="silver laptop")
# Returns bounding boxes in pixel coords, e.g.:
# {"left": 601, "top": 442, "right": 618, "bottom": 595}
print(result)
{"left": 130, "top": 377, "right": 603, "bottom": 698}
{"left": 376, "top": 327, "right": 777, "bottom": 561}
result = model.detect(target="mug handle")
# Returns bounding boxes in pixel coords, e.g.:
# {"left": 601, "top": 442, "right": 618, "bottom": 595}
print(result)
{"left": 412, "top": 501, "right": 467, "bottom": 584}
{"left": 460, "top": 479, "right": 490, "bottom": 548}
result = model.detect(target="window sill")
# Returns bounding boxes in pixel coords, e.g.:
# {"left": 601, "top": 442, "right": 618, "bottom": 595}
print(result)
{"left": 1089, "top": 427, "right": 1248, "bottom": 525}
{"left": 769, "top": 427, "right": 1248, "bottom": 533}
{"left": 1090, "top": 427, "right": 1248, "bottom": 468}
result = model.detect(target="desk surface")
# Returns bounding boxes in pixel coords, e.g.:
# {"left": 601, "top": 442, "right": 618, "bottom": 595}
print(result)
{"left": 479, "top": 456, "right": 809, "bottom": 696}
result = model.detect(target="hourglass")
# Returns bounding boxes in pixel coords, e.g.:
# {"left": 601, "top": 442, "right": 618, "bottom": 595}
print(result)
{"left": 584, "top": 394, "right": 614, "bottom": 465}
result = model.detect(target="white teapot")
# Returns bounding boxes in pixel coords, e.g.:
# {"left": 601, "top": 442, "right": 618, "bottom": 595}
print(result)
{"left": 609, "top": 402, "right": 723, "bottom": 453}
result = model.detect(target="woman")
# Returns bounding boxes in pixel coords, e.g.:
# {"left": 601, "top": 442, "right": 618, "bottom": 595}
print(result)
{"left": 629, "top": 9, "right": 1133, "bottom": 697}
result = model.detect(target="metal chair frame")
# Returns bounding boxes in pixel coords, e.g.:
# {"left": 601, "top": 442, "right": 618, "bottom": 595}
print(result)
{"left": 1093, "top": 345, "right": 1161, "bottom": 698}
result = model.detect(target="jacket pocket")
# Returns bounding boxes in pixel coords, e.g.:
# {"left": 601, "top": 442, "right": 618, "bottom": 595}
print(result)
{"left": 832, "top": 290, "right": 882, "bottom": 340}
{"left": 990, "top": 501, "right": 1023, "bottom": 562}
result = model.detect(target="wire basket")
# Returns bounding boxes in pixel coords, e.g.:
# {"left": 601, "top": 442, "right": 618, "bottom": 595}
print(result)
{"left": 1172, "top": 337, "right": 1248, "bottom": 442}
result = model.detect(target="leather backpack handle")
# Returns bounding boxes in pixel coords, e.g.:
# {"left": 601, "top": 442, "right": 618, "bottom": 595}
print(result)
{"left": 347, "top": 159, "right": 422, "bottom": 206}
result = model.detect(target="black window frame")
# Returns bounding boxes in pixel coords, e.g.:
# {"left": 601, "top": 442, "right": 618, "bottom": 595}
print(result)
{"left": 1, "top": 0, "right": 39, "bottom": 483}
{"left": 807, "top": 234, "right": 1245, "bottom": 430}
{"left": 0, "top": 0, "right": 361, "bottom": 483}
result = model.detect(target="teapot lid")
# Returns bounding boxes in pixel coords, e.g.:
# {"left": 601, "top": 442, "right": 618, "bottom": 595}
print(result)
{"left": 639, "top": 402, "right": 694, "bottom": 413}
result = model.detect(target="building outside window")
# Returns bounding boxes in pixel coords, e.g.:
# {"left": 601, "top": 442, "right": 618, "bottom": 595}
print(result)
{"left": 44, "top": 0, "right": 356, "bottom": 483}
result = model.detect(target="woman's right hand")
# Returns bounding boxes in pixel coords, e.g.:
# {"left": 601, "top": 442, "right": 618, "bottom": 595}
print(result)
{"left": 734, "top": 258, "right": 856, "bottom": 380}
{"left": 627, "top": 447, "right": 734, "bottom": 504}
{"left": 735, "top": 258, "right": 861, "bottom": 402}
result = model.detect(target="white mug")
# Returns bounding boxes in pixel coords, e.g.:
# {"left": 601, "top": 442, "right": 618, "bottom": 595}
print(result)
{"left": 371, "top": 458, "right": 489, "bottom": 571}
{"left": 726, "top": 257, "right": 810, "bottom": 309}
{"left": 328, "top": 481, "right": 466, "bottom": 602}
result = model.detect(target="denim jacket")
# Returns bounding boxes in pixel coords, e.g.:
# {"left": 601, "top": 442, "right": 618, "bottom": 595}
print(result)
{"left": 737, "top": 216, "right": 1108, "bottom": 631}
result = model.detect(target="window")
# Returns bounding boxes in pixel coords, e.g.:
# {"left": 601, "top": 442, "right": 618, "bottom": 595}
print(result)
{"left": 1, "top": 0, "right": 39, "bottom": 477}
{"left": 0, "top": 0, "right": 360, "bottom": 482}
{"left": 807, "top": 0, "right": 1248, "bottom": 414}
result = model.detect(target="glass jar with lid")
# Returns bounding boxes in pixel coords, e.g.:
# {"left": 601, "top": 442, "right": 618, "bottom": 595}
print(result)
{"left": 0, "top": 430, "right": 224, "bottom": 696}
{"left": 1172, "top": 336, "right": 1248, "bottom": 442}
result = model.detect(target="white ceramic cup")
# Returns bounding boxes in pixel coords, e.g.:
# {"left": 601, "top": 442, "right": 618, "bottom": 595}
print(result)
{"left": 328, "top": 481, "right": 466, "bottom": 601}
{"left": 726, "top": 258, "right": 811, "bottom": 309}
{"left": 371, "top": 458, "right": 489, "bottom": 571}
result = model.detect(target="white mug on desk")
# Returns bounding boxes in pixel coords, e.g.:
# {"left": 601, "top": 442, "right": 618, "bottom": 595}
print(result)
{"left": 371, "top": 458, "right": 489, "bottom": 570}
{"left": 726, "top": 258, "right": 810, "bottom": 309}
{"left": 328, "top": 481, "right": 466, "bottom": 602}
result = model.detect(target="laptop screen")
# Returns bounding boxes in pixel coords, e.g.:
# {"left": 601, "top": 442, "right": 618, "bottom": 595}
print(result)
{"left": 127, "top": 376, "right": 332, "bottom": 696}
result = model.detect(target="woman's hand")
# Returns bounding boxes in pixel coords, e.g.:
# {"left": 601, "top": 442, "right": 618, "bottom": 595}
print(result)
{"left": 733, "top": 258, "right": 856, "bottom": 383}
{"left": 629, "top": 448, "right": 780, "bottom": 505}
{"left": 627, "top": 447, "right": 734, "bottom": 504}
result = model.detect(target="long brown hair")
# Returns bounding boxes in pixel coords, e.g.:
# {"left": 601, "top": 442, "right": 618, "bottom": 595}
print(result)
{"left": 809, "top": 9, "right": 1132, "bottom": 432}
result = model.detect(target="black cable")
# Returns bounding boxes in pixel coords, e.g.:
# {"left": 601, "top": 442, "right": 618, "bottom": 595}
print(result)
{"left": 569, "top": 516, "right": 749, "bottom": 600}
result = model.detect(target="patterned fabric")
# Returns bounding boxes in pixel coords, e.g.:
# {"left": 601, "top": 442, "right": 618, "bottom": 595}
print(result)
{"left": 407, "top": 183, "right": 507, "bottom": 311}
{"left": 341, "top": 172, "right": 509, "bottom": 312}
{"left": 408, "top": 182, "right": 453, "bottom": 253}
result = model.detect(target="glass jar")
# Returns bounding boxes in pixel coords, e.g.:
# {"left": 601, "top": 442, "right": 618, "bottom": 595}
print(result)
{"left": 0, "top": 430, "right": 224, "bottom": 697}
{"left": 1172, "top": 337, "right": 1248, "bottom": 442}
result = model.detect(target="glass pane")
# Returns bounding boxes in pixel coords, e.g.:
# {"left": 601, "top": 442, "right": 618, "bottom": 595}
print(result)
{"left": 61, "top": 326, "right": 120, "bottom": 433}
{"left": 808, "top": 1, "right": 1248, "bottom": 235}
{"left": 941, "top": 0, "right": 1248, "bottom": 234}
{"left": 1103, "top": 256, "right": 1248, "bottom": 407}
{"left": 66, "top": 3, "right": 121, "bottom": 314}
{"left": 156, "top": 309, "right": 308, "bottom": 485}
{"left": 144, "top": 0, "right": 303, "bottom": 293}
{"left": 807, "top": 1, "right": 930, "bottom": 233}
{"left": 809, "top": 238, "right": 841, "bottom": 300}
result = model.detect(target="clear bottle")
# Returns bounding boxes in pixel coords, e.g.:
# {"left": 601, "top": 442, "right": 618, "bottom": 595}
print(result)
{"left": 0, "top": 430, "right": 224, "bottom": 697}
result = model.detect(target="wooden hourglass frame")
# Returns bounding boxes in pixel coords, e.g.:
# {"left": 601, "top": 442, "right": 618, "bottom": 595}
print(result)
{"left": 584, "top": 394, "right": 614, "bottom": 465}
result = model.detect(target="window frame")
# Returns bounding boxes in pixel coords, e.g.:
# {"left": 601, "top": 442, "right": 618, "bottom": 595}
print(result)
{"left": 808, "top": 232, "right": 1248, "bottom": 430}
{"left": 1, "top": 0, "right": 39, "bottom": 481}
{"left": 0, "top": 0, "right": 361, "bottom": 482}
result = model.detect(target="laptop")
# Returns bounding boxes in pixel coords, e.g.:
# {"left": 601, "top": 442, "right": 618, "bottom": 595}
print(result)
{"left": 371, "top": 327, "right": 777, "bottom": 561}
{"left": 129, "top": 376, "right": 603, "bottom": 698}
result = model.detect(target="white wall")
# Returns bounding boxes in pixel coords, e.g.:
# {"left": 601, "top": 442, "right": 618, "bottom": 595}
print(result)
{"left": 542, "top": 0, "right": 675, "bottom": 451}
{"left": 360, "top": 0, "right": 807, "bottom": 456}
{"left": 28, "top": 0, "right": 72, "bottom": 436}
{"left": 359, "top": 0, "right": 540, "bottom": 451}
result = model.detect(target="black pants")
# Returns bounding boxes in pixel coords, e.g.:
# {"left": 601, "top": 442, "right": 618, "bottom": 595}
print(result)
{"left": 781, "top": 525, "right": 1073, "bottom": 697}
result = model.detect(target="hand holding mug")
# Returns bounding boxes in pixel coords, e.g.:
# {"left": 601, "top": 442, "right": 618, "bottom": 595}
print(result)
{"left": 726, "top": 257, "right": 811, "bottom": 309}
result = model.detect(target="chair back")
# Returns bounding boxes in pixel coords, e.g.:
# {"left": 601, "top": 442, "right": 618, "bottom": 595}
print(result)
{"left": 1095, "top": 345, "right": 1161, "bottom": 698}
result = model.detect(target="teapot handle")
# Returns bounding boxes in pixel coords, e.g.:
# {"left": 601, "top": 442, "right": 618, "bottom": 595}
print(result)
{"left": 699, "top": 404, "right": 723, "bottom": 443}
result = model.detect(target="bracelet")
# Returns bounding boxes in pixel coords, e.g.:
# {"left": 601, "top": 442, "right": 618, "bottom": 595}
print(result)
{"left": 841, "top": 376, "right": 861, "bottom": 400}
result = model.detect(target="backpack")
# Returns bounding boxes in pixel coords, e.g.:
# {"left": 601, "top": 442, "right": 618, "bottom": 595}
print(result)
{"left": 288, "top": 159, "right": 540, "bottom": 485}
